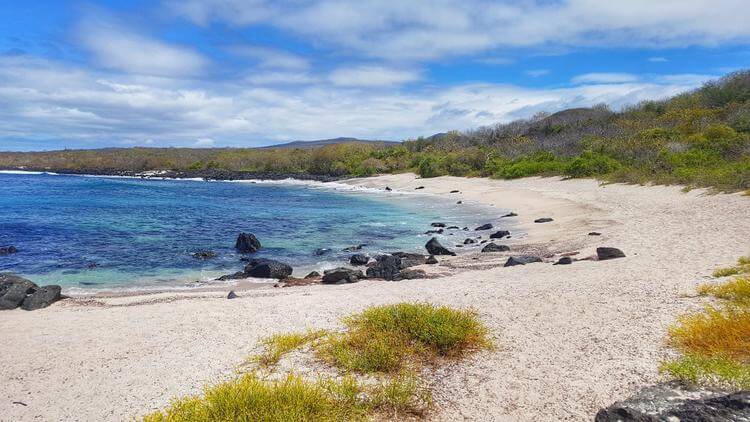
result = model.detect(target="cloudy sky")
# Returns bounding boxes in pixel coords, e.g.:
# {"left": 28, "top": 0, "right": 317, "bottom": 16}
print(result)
{"left": 1, "top": 0, "right": 749, "bottom": 150}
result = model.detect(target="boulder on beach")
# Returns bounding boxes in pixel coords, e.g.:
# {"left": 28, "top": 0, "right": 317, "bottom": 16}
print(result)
{"left": 450, "top": 190, "right": 460, "bottom": 193}
{"left": 192, "top": 250, "right": 217, "bottom": 259}
{"left": 366, "top": 255, "right": 403, "bottom": 280}
{"left": 597, "top": 247, "right": 626, "bottom": 260}
{"left": 385, "top": 186, "right": 392, "bottom": 191}
{"left": 391, "top": 252, "right": 427, "bottom": 268}
{"left": 588, "top": 232, "right": 602, "bottom": 236}
{"left": 20, "top": 285, "right": 62, "bottom": 311}
{"left": 554, "top": 256, "right": 573, "bottom": 265}
{"left": 235, "top": 232, "right": 261, "bottom": 253}
{"left": 349, "top": 254, "right": 369, "bottom": 266}
{"left": 399, "top": 268, "right": 427, "bottom": 280}
{"left": 322, "top": 268, "right": 364, "bottom": 284}
{"left": 304, "top": 271, "right": 321, "bottom": 279}
{"left": 227, "top": 290, "right": 238, "bottom": 299}
{"left": 216, "top": 271, "right": 246, "bottom": 281}
{"left": 475, "top": 223, "right": 493, "bottom": 231}
{"left": 415, "top": 186, "right": 424, "bottom": 190}
{"left": 425, "top": 237, "right": 456, "bottom": 256}
{"left": 0, "top": 246, "right": 18, "bottom": 255}
{"left": 426, "top": 255, "right": 438, "bottom": 264}
{"left": 243, "top": 258, "right": 293, "bottom": 279}
{"left": 490, "top": 230, "right": 511, "bottom": 239}
{"left": 0, "top": 274, "right": 62, "bottom": 311}
{"left": 504, "top": 255, "right": 543, "bottom": 267}
{"left": 534, "top": 218, "right": 554, "bottom": 223}
{"left": 482, "top": 243, "right": 510, "bottom": 253}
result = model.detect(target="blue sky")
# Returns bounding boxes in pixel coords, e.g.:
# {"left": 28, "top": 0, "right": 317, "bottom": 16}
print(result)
{"left": 1, "top": 1, "right": 749, "bottom": 150}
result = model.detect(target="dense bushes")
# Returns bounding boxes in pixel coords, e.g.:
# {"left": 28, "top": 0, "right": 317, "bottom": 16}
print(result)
{"left": 2, "top": 71, "right": 750, "bottom": 191}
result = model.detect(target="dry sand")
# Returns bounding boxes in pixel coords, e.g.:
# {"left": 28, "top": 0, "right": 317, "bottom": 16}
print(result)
{"left": 2, "top": 174, "right": 749, "bottom": 421}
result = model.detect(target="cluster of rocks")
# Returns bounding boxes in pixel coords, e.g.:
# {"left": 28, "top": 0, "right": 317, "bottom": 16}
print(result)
{"left": 0, "top": 245, "right": 18, "bottom": 255}
{"left": 0, "top": 274, "right": 63, "bottom": 311}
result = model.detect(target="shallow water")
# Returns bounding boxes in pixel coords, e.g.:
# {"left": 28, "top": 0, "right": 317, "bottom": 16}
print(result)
{"left": 0, "top": 172, "right": 510, "bottom": 292}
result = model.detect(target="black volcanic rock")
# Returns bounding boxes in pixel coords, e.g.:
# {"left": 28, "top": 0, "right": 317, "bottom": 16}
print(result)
{"left": 0, "top": 246, "right": 17, "bottom": 255}
{"left": 391, "top": 252, "right": 427, "bottom": 268}
{"left": 464, "top": 238, "right": 477, "bottom": 245}
{"left": 482, "top": 243, "right": 510, "bottom": 253}
{"left": 597, "top": 247, "right": 625, "bottom": 260}
{"left": 0, "top": 274, "right": 38, "bottom": 310}
{"left": 349, "top": 254, "right": 369, "bottom": 266}
{"left": 431, "top": 222, "right": 446, "bottom": 227}
{"left": 322, "top": 268, "right": 364, "bottom": 284}
{"left": 366, "top": 255, "right": 402, "bottom": 280}
{"left": 504, "top": 255, "right": 543, "bottom": 267}
{"left": 227, "top": 290, "right": 237, "bottom": 299}
{"left": 342, "top": 244, "right": 366, "bottom": 252}
{"left": 192, "top": 250, "right": 217, "bottom": 259}
{"left": 243, "top": 258, "right": 293, "bottom": 279}
{"left": 554, "top": 256, "right": 573, "bottom": 265}
{"left": 425, "top": 238, "right": 456, "bottom": 256}
{"left": 501, "top": 212, "right": 518, "bottom": 218}
{"left": 475, "top": 223, "right": 493, "bottom": 231}
{"left": 304, "top": 271, "right": 320, "bottom": 279}
{"left": 235, "top": 232, "right": 261, "bottom": 253}
{"left": 534, "top": 218, "right": 554, "bottom": 223}
{"left": 490, "top": 230, "right": 511, "bottom": 239}
{"left": 426, "top": 255, "right": 438, "bottom": 264}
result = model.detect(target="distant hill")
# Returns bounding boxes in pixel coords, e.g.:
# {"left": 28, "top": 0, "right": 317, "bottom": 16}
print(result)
{"left": 258, "top": 137, "right": 400, "bottom": 149}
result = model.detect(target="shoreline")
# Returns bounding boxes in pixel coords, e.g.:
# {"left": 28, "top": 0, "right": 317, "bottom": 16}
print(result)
{"left": 2, "top": 173, "right": 749, "bottom": 421}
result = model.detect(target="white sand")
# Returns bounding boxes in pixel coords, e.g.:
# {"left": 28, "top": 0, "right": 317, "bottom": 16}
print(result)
{"left": 2, "top": 174, "right": 749, "bottom": 421}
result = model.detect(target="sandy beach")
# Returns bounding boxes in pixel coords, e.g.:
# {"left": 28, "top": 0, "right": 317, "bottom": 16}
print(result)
{"left": 2, "top": 174, "right": 749, "bottom": 421}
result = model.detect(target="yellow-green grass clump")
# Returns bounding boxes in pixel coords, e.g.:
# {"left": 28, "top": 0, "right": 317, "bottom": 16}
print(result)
{"left": 251, "top": 330, "right": 326, "bottom": 367}
{"left": 698, "top": 277, "right": 750, "bottom": 303}
{"left": 661, "top": 354, "right": 750, "bottom": 390}
{"left": 712, "top": 256, "right": 750, "bottom": 278}
{"left": 319, "top": 302, "right": 491, "bottom": 373}
{"left": 143, "top": 373, "right": 368, "bottom": 422}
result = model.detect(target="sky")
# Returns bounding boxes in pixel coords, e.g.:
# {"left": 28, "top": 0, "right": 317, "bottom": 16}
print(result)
{"left": 1, "top": 1, "right": 749, "bottom": 151}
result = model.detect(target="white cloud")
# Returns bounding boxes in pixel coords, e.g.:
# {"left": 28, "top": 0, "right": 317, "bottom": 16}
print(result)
{"left": 79, "top": 19, "right": 207, "bottom": 76}
{"left": 648, "top": 57, "right": 669, "bottom": 63}
{"left": 571, "top": 73, "right": 639, "bottom": 84}
{"left": 194, "top": 137, "right": 216, "bottom": 146}
{"left": 226, "top": 46, "right": 309, "bottom": 70}
{"left": 328, "top": 66, "right": 421, "bottom": 87}
{"left": 0, "top": 56, "right": 713, "bottom": 148}
{"left": 525, "top": 69, "right": 550, "bottom": 77}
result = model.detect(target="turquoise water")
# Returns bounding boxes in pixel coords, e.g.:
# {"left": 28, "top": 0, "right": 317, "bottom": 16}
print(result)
{"left": 0, "top": 172, "right": 508, "bottom": 292}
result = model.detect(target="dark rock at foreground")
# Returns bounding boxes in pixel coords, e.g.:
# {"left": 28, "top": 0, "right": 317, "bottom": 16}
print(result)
{"left": 322, "top": 268, "right": 364, "bottom": 284}
{"left": 490, "top": 230, "right": 511, "bottom": 239}
{"left": 349, "top": 254, "right": 369, "bottom": 266}
{"left": 243, "top": 258, "right": 293, "bottom": 279}
{"left": 597, "top": 247, "right": 626, "bottom": 260}
{"left": 391, "top": 252, "right": 427, "bottom": 267}
{"left": 235, "top": 232, "right": 261, "bottom": 253}
{"left": 0, "top": 246, "right": 18, "bottom": 255}
{"left": 425, "top": 238, "right": 456, "bottom": 256}
{"left": 595, "top": 384, "right": 750, "bottom": 422}
{"left": 366, "top": 255, "right": 402, "bottom": 280}
{"left": 227, "top": 290, "right": 237, "bottom": 299}
{"left": 475, "top": 223, "right": 493, "bottom": 231}
{"left": 554, "top": 256, "right": 573, "bottom": 265}
{"left": 504, "top": 255, "right": 543, "bottom": 267}
{"left": 426, "top": 255, "right": 438, "bottom": 264}
{"left": 1, "top": 274, "right": 62, "bottom": 311}
{"left": 192, "top": 250, "right": 217, "bottom": 259}
{"left": 482, "top": 243, "right": 510, "bottom": 253}
{"left": 534, "top": 217, "right": 554, "bottom": 223}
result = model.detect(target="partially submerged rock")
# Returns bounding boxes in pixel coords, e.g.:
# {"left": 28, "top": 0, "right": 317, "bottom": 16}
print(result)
{"left": 192, "top": 250, "right": 217, "bottom": 259}
{"left": 243, "top": 258, "right": 293, "bottom": 279}
{"left": 595, "top": 384, "right": 750, "bottom": 422}
{"left": 304, "top": 271, "right": 321, "bottom": 279}
{"left": 0, "top": 246, "right": 18, "bottom": 255}
{"left": 425, "top": 237, "right": 456, "bottom": 256}
{"left": 464, "top": 238, "right": 477, "bottom": 245}
{"left": 475, "top": 223, "right": 493, "bottom": 231}
{"left": 504, "top": 255, "right": 543, "bottom": 267}
{"left": 482, "top": 243, "right": 510, "bottom": 253}
{"left": 313, "top": 248, "right": 331, "bottom": 256}
{"left": 501, "top": 212, "right": 518, "bottom": 218}
{"left": 430, "top": 222, "right": 446, "bottom": 227}
{"left": 490, "top": 230, "right": 511, "bottom": 239}
{"left": 235, "top": 232, "right": 261, "bottom": 253}
{"left": 342, "top": 244, "right": 366, "bottom": 252}
{"left": 597, "top": 247, "right": 626, "bottom": 260}
{"left": 349, "top": 254, "right": 369, "bottom": 266}
{"left": 322, "top": 268, "right": 364, "bottom": 284}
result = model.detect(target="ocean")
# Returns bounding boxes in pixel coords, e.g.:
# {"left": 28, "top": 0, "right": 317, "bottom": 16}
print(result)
{"left": 0, "top": 172, "right": 509, "bottom": 293}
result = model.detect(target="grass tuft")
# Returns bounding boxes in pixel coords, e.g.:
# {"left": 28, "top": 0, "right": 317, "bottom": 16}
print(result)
{"left": 251, "top": 330, "right": 326, "bottom": 367}
{"left": 661, "top": 354, "right": 750, "bottom": 390}
{"left": 319, "top": 302, "right": 491, "bottom": 373}
{"left": 712, "top": 256, "right": 750, "bottom": 278}
{"left": 698, "top": 277, "right": 750, "bottom": 303}
{"left": 668, "top": 305, "right": 750, "bottom": 362}
{"left": 142, "top": 373, "right": 369, "bottom": 422}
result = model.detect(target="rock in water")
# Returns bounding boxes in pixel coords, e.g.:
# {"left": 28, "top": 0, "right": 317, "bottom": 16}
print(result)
{"left": 482, "top": 243, "right": 510, "bottom": 253}
{"left": 490, "top": 230, "right": 511, "bottom": 239}
{"left": 216, "top": 271, "right": 246, "bottom": 281}
{"left": 0, "top": 274, "right": 38, "bottom": 310}
{"left": 595, "top": 384, "right": 750, "bottom": 422}
{"left": 192, "top": 250, "right": 217, "bottom": 259}
{"left": 431, "top": 222, "right": 446, "bottom": 227}
{"left": 349, "top": 254, "right": 369, "bottom": 266}
{"left": 235, "top": 232, "right": 261, "bottom": 253}
{"left": 426, "top": 255, "right": 438, "bottom": 264}
{"left": 243, "top": 258, "right": 293, "bottom": 279}
{"left": 0, "top": 246, "right": 18, "bottom": 255}
{"left": 342, "top": 244, "right": 366, "bottom": 252}
{"left": 227, "top": 290, "right": 237, "bottom": 299}
{"left": 501, "top": 212, "right": 518, "bottom": 218}
{"left": 554, "top": 256, "right": 573, "bottom": 265}
{"left": 504, "top": 256, "right": 542, "bottom": 267}
{"left": 425, "top": 238, "right": 456, "bottom": 256}
{"left": 534, "top": 217, "right": 554, "bottom": 223}
{"left": 322, "top": 268, "right": 364, "bottom": 284}
{"left": 20, "top": 285, "right": 62, "bottom": 311}
{"left": 464, "top": 238, "right": 477, "bottom": 245}
{"left": 597, "top": 247, "right": 626, "bottom": 260}
{"left": 366, "top": 255, "right": 403, "bottom": 280}
{"left": 304, "top": 271, "right": 321, "bottom": 279}
{"left": 313, "top": 248, "right": 331, "bottom": 256}
{"left": 475, "top": 223, "right": 493, "bottom": 231}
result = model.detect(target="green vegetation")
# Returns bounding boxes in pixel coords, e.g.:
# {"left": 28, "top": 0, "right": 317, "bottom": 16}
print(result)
{"left": 144, "top": 303, "right": 488, "bottom": 421}
{"left": 662, "top": 257, "right": 750, "bottom": 389}
{"left": 319, "top": 302, "right": 491, "bottom": 373}
{"left": 711, "top": 256, "right": 750, "bottom": 278}
{"left": 3, "top": 71, "right": 750, "bottom": 191}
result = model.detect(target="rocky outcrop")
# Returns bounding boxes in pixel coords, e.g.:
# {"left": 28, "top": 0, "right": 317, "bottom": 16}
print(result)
{"left": 192, "top": 250, "right": 217, "bottom": 259}
{"left": 425, "top": 238, "right": 456, "bottom": 256}
{"left": 504, "top": 255, "right": 543, "bottom": 267}
{"left": 322, "top": 268, "right": 364, "bottom": 284}
{"left": 0, "top": 246, "right": 18, "bottom": 255}
{"left": 243, "top": 258, "right": 293, "bottom": 279}
{"left": 597, "top": 247, "right": 626, "bottom": 260}
{"left": 0, "top": 274, "right": 62, "bottom": 311}
{"left": 595, "top": 384, "right": 750, "bottom": 422}
{"left": 235, "top": 232, "right": 261, "bottom": 253}
{"left": 482, "top": 243, "right": 510, "bottom": 253}
{"left": 349, "top": 254, "right": 369, "bottom": 266}
{"left": 391, "top": 252, "right": 427, "bottom": 267}
{"left": 366, "top": 255, "right": 403, "bottom": 280}
{"left": 490, "top": 230, "right": 511, "bottom": 239}
{"left": 534, "top": 217, "right": 554, "bottom": 223}
{"left": 475, "top": 223, "right": 493, "bottom": 231}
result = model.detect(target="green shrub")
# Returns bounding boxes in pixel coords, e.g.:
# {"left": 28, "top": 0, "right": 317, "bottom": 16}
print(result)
{"left": 565, "top": 151, "right": 620, "bottom": 177}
